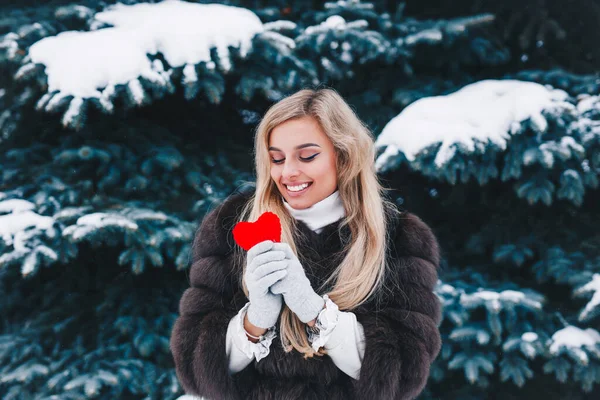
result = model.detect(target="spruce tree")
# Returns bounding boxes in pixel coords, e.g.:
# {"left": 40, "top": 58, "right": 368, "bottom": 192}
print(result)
{"left": 0, "top": 0, "right": 598, "bottom": 398}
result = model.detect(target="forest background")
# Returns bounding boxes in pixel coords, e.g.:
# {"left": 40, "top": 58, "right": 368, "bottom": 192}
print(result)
{"left": 1, "top": 0, "right": 600, "bottom": 399}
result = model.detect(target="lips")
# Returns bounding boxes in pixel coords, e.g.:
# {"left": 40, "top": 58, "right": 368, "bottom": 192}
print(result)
{"left": 284, "top": 182, "right": 312, "bottom": 187}
{"left": 285, "top": 182, "right": 313, "bottom": 196}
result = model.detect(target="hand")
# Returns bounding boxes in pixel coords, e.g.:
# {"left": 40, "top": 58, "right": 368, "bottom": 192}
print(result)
{"left": 270, "top": 243, "right": 325, "bottom": 323}
{"left": 245, "top": 240, "right": 288, "bottom": 329}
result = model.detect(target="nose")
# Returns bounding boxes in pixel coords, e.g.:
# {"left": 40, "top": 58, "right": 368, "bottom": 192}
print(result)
{"left": 281, "top": 158, "right": 300, "bottom": 181}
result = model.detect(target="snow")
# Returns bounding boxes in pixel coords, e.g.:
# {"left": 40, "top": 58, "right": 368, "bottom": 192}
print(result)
{"left": 62, "top": 96, "right": 84, "bottom": 126}
{"left": 28, "top": 0, "right": 263, "bottom": 98}
{"left": 0, "top": 199, "right": 35, "bottom": 213}
{"left": 77, "top": 213, "right": 138, "bottom": 230}
{"left": 404, "top": 29, "right": 443, "bottom": 46}
{"left": 471, "top": 289, "right": 525, "bottom": 302}
{"left": 45, "top": 91, "right": 69, "bottom": 111}
{"left": 577, "top": 95, "right": 600, "bottom": 114}
{"left": 549, "top": 325, "right": 600, "bottom": 354}
{"left": 375, "top": 80, "right": 570, "bottom": 169}
{"left": 259, "top": 31, "right": 296, "bottom": 51}
{"left": 61, "top": 212, "right": 139, "bottom": 242}
{"left": 527, "top": 136, "right": 585, "bottom": 168}
{"left": 263, "top": 20, "right": 297, "bottom": 31}
{"left": 305, "top": 15, "right": 346, "bottom": 35}
{"left": 575, "top": 274, "right": 600, "bottom": 321}
{"left": 14, "top": 63, "right": 36, "bottom": 80}
{"left": 574, "top": 117, "right": 600, "bottom": 144}
{"left": 127, "top": 79, "right": 145, "bottom": 105}
{"left": 324, "top": 15, "right": 346, "bottom": 28}
{"left": 0, "top": 210, "right": 54, "bottom": 243}
{"left": 438, "top": 283, "right": 456, "bottom": 294}
{"left": 183, "top": 64, "right": 198, "bottom": 84}
{"left": 522, "top": 332, "right": 538, "bottom": 342}
{"left": 56, "top": 5, "right": 93, "bottom": 20}
{"left": 340, "top": 51, "right": 353, "bottom": 64}
{"left": 582, "top": 159, "right": 591, "bottom": 172}
{"left": 562, "top": 137, "right": 585, "bottom": 157}
{"left": 460, "top": 289, "right": 543, "bottom": 313}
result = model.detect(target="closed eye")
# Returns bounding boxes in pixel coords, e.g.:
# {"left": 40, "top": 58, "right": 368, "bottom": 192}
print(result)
{"left": 271, "top": 154, "right": 319, "bottom": 164}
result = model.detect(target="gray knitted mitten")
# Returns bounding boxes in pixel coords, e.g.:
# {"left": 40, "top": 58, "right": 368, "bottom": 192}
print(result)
{"left": 245, "top": 240, "right": 288, "bottom": 329}
{"left": 270, "top": 243, "right": 325, "bottom": 323}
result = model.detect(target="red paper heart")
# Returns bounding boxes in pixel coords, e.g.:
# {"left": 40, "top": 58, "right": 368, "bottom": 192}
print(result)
{"left": 233, "top": 211, "right": 282, "bottom": 251}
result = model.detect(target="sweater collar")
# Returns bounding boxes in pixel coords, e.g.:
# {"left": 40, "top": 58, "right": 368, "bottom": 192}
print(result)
{"left": 282, "top": 190, "right": 345, "bottom": 233}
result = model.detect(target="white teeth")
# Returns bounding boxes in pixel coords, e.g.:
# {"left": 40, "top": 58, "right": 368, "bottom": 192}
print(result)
{"left": 286, "top": 183, "right": 309, "bottom": 192}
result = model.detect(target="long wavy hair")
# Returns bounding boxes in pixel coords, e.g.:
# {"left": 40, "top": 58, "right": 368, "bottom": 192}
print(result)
{"left": 232, "top": 87, "right": 400, "bottom": 357}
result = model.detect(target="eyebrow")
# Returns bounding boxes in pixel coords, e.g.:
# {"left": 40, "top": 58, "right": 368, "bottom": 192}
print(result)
{"left": 268, "top": 143, "right": 321, "bottom": 151}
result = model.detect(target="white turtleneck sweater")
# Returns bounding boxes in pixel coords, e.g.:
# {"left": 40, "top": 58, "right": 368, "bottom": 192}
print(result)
{"left": 281, "top": 189, "right": 346, "bottom": 234}
{"left": 224, "top": 190, "right": 366, "bottom": 379}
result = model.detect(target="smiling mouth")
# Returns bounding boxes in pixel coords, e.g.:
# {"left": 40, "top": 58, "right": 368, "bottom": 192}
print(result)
{"left": 284, "top": 182, "right": 313, "bottom": 196}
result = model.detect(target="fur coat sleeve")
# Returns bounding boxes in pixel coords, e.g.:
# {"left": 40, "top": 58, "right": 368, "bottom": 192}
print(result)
{"left": 351, "top": 211, "right": 443, "bottom": 400}
{"left": 169, "top": 191, "right": 247, "bottom": 400}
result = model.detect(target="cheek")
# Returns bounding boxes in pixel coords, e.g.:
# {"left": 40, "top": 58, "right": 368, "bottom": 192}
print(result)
{"left": 311, "top": 162, "right": 331, "bottom": 181}
{"left": 270, "top": 166, "right": 282, "bottom": 182}
{"left": 320, "top": 156, "right": 337, "bottom": 178}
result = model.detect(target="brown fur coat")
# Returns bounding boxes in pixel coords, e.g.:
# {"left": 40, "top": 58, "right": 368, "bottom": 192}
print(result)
{"left": 170, "top": 187, "right": 442, "bottom": 399}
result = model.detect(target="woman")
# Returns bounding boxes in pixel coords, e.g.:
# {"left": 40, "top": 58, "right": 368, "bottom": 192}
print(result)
{"left": 170, "top": 88, "right": 442, "bottom": 399}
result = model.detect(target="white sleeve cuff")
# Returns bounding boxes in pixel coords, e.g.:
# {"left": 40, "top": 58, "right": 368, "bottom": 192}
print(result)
{"left": 305, "top": 295, "right": 365, "bottom": 379}
{"left": 233, "top": 302, "right": 277, "bottom": 362}
{"left": 306, "top": 294, "right": 340, "bottom": 352}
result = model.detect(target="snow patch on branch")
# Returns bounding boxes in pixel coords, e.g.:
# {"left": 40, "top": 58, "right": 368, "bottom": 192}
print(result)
{"left": 0, "top": 199, "right": 35, "bottom": 213}
{"left": 28, "top": 0, "right": 263, "bottom": 98}
{"left": 375, "top": 79, "right": 571, "bottom": 169}
{"left": 574, "top": 274, "right": 600, "bottom": 321}
{"left": 0, "top": 210, "right": 54, "bottom": 244}
{"left": 548, "top": 325, "right": 600, "bottom": 360}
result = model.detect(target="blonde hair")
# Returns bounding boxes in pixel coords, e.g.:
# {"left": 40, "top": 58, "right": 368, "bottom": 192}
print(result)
{"left": 232, "top": 87, "right": 400, "bottom": 357}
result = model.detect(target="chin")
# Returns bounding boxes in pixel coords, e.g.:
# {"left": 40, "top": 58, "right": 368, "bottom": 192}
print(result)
{"left": 286, "top": 197, "right": 312, "bottom": 209}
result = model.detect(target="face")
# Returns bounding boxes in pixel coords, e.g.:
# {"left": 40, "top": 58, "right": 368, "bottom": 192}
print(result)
{"left": 268, "top": 116, "right": 338, "bottom": 210}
